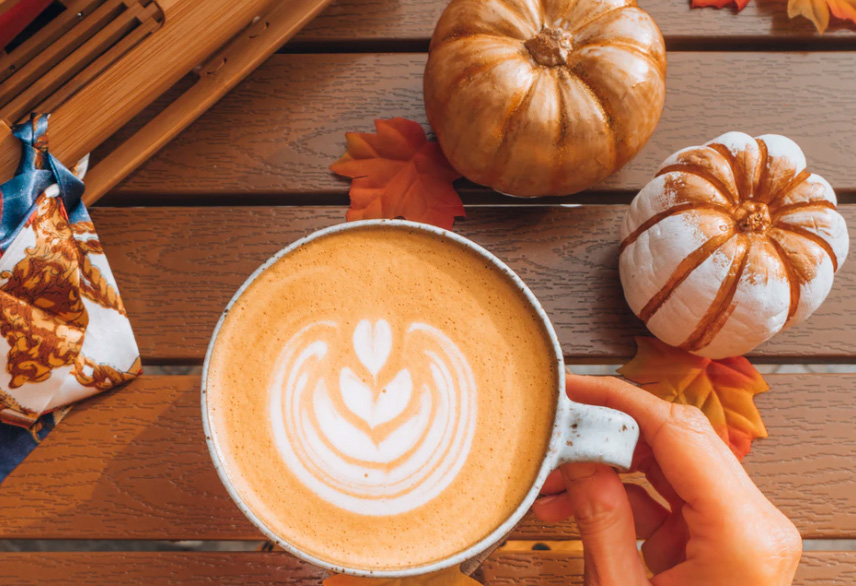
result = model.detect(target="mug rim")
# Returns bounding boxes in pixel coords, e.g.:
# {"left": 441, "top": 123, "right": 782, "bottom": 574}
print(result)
{"left": 201, "top": 219, "right": 567, "bottom": 578}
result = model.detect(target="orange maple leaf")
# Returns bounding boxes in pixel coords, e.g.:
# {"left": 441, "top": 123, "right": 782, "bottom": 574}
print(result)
{"left": 618, "top": 337, "right": 769, "bottom": 461}
{"left": 330, "top": 118, "right": 465, "bottom": 231}
{"left": 324, "top": 568, "right": 481, "bottom": 586}
{"left": 788, "top": 0, "right": 856, "bottom": 32}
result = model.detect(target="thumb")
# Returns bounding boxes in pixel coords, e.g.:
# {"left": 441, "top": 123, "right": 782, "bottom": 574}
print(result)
{"left": 561, "top": 462, "right": 649, "bottom": 586}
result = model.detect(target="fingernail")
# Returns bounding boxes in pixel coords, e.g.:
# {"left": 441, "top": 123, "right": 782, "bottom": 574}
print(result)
{"left": 561, "top": 462, "right": 600, "bottom": 482}
{"left": 535, "top": 494, "right": 561, "bottom": 505}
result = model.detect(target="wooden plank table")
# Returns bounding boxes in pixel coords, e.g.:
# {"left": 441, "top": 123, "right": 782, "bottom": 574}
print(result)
{"left": 1, "top": 0, "right": 855, "bottom": 582}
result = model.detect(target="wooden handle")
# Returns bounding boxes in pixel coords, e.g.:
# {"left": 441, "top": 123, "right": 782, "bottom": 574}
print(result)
{"left": 0, "top": 0, "right": 276, "bottom": 184}
{"left": 82, "top": 0, "right": 333, "bottom": 206}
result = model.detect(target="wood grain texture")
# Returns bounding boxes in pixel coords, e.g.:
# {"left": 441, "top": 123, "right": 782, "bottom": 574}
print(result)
{"left": 105, "top": 53, "right": 856, "bottom": 203}
{"left": 1, "top": 374, "right": 854, "bottom": 539}
{"left": 90, "top": 206, "right": 856, "bottom": 363}
{"left": 294, "top": 0, "right": 856, "bottom": 43}
{"left": 480, "top": 551, "right": 856, "bottom": 585}
{"left": 0, "top": 551, "right": 852, "bottom": 584}
{"left": 0, "top": 552, "right": 328, "bottom": 584}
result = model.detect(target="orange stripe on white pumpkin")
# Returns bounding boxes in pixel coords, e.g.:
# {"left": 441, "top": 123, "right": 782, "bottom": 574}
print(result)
{"left": 776, "top": 222, "right": 841, "bottom": 272}
{"left": 767, "top": 236, "right": 803, "bottom": 324}
{"left": 656, "top": 164, "right": 737, "bottom": 205}
{"left": 638, "top": 229, "right": 736, "bottom": 324}
{"left": 756, "top": 134, "right": 808, "bottom": 203}
{"left": 707, "top": 142, "right": 759, "bottom": 202}
{"left": 762, "top": 169, "right": 811, "bottom": 208}
{"left": 620, "top": 173, "right": 732, "bottom": 244}
{"left": 775, "top": 173, "right": 836, "bottom": 208}
{"left": 619, "top": 210, "right": 734, "bottom": 324}
{"left": 775, "top": 207, "right": 849, "bottom": 270}
{"left": 641, "top": 234, "right": 745, "bottom": 350}
{"left": 698, "top": 236, "right": 791, "bottom": 358}
{"left": 769, "top": 227, "right": 837, "bottom": 328}
{"left": 659, "top": 145, "right": 741, "bottom": 203}
{"left": 772, "top": 200, "right": 837, "bottom": 220}
{"left": 620, "top": 203, "right": 712, "bottom": 254}
{"left": 680, "top": 235, "right": 751, "bottom": 353}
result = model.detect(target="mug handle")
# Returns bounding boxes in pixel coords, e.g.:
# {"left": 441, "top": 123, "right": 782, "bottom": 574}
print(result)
{"left": 557, "top": 397, "right": 640, "bottom": 471}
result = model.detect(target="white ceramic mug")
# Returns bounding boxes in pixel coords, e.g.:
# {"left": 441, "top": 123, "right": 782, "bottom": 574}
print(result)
{"left": 202, "top": 219, "right": 639, "bottom": 578}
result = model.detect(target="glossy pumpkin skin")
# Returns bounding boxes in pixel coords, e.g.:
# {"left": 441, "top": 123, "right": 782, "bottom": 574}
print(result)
{"left": 619, "top": 132, "right": 849, "bottom": 359}
{"left": 424, "top": 0, "right": 666, "bottom": 197}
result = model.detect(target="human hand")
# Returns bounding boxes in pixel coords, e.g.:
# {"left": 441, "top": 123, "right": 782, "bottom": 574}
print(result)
{"left": 532, "top": 374, "right": 801, "bottom": 586}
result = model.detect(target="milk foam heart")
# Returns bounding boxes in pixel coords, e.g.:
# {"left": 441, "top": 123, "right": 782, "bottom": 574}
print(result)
{"left": 269, "top": 319, "right": 477, "bottom": 515}
{"left": 353, "top": 319, "right": 392, "bottom": 377}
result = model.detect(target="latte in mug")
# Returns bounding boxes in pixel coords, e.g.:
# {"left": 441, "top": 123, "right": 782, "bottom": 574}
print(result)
{"left": 204, "top": 222, "right": 559, "bottom": 571}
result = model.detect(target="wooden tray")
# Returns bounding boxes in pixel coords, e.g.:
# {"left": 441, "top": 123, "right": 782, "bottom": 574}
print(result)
{"left": 0, "top": 0, "right": 332, "bottom": 205}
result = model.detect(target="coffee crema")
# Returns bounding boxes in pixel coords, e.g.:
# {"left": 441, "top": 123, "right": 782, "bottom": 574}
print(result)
{"left": 205, "top": 224, "right": 558, "bottom": 571}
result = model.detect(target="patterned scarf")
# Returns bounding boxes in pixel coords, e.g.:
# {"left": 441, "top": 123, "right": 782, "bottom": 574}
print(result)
{"left": 0, "top": 114, "right": 141, "bottom": 483}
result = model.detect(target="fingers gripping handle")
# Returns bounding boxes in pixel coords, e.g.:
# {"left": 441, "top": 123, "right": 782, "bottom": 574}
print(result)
{"left": 557, "top": 399, "right": 639, "bottom": 471}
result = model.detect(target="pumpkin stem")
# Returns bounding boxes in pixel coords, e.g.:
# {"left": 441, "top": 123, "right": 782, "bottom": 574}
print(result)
{"left": 734, "top": 201, "right": 772, "bottom": 233}
{"left": 525, "top": 27, "right": 574, "bottom": 67}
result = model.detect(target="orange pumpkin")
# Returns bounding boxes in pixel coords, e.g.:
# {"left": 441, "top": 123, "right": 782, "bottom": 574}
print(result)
{"left": 424, "top": 0, "right": 667, "bottom": 197}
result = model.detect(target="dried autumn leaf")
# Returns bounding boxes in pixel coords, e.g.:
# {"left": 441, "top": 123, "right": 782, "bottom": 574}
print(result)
{"left": 788, "top": 0, "right": 831, "bottom": 30}
{"left": 324, "top": 567, "right": 481, "bottom": 586}
{"left": 828, "top": 0, "right": 856, "bottom": 24}
{"left": 330, "top": 118, "right": 465, "bottom": 231}
{"left": 618, "top": 337, "right": 769, "bottom": 461}
{"left": 788, "top": 0, "right": 856, "bottom": 32}
{"left": 691, "top": 0, "right": 750, "bottom": 11}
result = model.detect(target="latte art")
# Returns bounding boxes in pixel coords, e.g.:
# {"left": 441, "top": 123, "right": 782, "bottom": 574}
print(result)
{"left": 204, "top": 224, "right": 559, "bottom": 570}
{"left": 270, "top": 319, "right": 476, "bottom": 515}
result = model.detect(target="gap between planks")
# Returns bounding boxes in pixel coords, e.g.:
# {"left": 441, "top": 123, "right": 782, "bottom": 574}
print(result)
{"left": 92, "top": 191, "right": 856, "bottom": 208}
{"left": 0, "top": 538, "right": 853, "bottom": 551}
{"left": 0, "top": 550, "right": 852, "bottom": 584}
{"left": 278, "top": 37, "right": 856, "bottom": 54}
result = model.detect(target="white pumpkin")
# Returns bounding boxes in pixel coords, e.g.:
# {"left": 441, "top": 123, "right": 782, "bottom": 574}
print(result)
{"left": 619, "top": 132, "right": 849, "bottom": 359}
